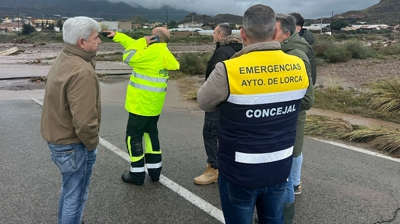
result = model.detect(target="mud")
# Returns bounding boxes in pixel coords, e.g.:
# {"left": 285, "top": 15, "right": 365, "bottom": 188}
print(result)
{"left": 1, "top": 42, "right": 400, "bottom": 131}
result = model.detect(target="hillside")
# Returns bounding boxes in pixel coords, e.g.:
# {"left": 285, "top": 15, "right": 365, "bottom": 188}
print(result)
{"left": 0, "top": 0, "right": 189, "bottom": 22}
{"left": 335, "top": 0, "right": 400, "bottom": 25}
{"left": 180, "top": 13, "right": 243, "bottom": 25}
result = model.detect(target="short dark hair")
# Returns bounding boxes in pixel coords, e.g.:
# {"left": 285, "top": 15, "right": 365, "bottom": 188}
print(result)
{"left": 276, "top": 14, "right": 296, "bottom": 35}
{"left": 217, "top": 23, "right": 232, "bottom": 37}
{"left": 243, "top": 4, "right": 275, "bottom": 41}
{"left": 289, "top": 12, "right": 304, "bottom": 27}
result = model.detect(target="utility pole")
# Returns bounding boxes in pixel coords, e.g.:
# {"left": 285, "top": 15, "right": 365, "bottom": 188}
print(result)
{"left": 17, "top": 8, "right": 19, "bottom": 32}
{"left": 166, "top": 9, "right": 168, "bottom": 28}
{"left": 331, "top": 11, "right": 333, "bottom": 34}
{"left": 320, "top": 12, "right": 323, "bottom": 34}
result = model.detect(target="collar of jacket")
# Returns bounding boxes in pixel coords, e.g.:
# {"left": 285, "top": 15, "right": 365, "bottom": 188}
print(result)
{"left": 63, "top": 43, "right": 97, "bottom": 68}
{"left": 281, "top": 32, "right": 309, "bottom": 53}
{"left": 231, "top": 41, "right": 281, "bottom": 59}
{"left": 219, "top": 35, "right": 243, "bottom": 46}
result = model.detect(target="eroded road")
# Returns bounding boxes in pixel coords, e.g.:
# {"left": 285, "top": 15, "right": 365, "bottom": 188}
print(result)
{"left": 1, "top": 44, "right": 400, "bottom": 223}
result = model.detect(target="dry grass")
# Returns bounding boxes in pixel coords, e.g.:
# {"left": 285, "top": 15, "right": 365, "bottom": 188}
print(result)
{"left": 368, "top": 77, "right": 400, "bottom": 113}
{"left": 306, "top": 114, "right": 400, "bottom": 157}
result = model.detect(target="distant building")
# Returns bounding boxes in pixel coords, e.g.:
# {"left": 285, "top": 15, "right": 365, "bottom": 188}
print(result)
{"left": 341, "top": 24, "right": 390, "bottom": 31}
{"left": 101, "top": 21, "right": 118, "bottom": 30}
{"left": 118, "top": 21, "right": 132, "bottom": 32}
{"left": 303, "top": 23, "right": 331, "bottom": 31}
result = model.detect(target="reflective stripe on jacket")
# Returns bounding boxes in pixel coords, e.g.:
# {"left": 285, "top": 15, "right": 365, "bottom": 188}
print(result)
{"left": 218, "top": 50, "right": 309, "bottom": 188}
{"left": 113, "top": 32, "right": 180, "bottom": 116}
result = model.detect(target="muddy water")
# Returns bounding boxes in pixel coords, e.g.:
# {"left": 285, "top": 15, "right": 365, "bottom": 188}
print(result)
{"left": 0, "top": 76, "right": 200, "bottom": 115}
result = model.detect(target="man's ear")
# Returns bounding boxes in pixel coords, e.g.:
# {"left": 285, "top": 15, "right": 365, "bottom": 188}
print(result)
{"left": 285, "top": 32, "right": 291, "bottom": 39}
{"left": 78, "top": 38, "right": 85, "bottom": 49}
{"left": 273, "top": 27, "right": 278, "bottom": 40}
{"left": 240, "top": 28, "right": 246, "bottom": 42}
{"left": 296, "top": 26, "right": 301, "bottom": 32}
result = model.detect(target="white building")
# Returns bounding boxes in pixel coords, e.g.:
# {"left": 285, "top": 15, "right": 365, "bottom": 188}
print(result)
{"left": 303, "top": 23, "right": 330, "bottom": 31}
{"left": 197, "top": 29, "right": 241, "bottom": 36}
{"left": 100, "top": 21, "right": 118, "bottom": 30}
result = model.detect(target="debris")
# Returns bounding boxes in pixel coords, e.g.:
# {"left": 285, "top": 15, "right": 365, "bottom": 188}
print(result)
{"left": 0, "top": 47, "right": 19, "bottom": 56}
{"left": 25, "top": 58, "right": 42, "bottom": 64}
{"left": 30, "top": 77, "right": 46, "bottom": 83}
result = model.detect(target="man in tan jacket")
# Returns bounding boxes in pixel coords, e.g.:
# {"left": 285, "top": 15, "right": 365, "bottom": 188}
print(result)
{"left": 40, "top": 16, "right": 101, "bottom": 224}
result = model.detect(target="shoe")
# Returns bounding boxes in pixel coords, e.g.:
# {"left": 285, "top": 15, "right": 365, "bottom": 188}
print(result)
{"left": 254, "top": 213, "right": 259, "bottom": 223}
{"left": 294, "top": 182, "right": 302, "bottom": 195}
{"left": 151, "top": 176, "right": 160, "bottom": 182}
{"left": 121, "top": 171, "right": 143, "bottom": 185}
{"left": 194, "top": 163, "right": 218, "bottom": 185}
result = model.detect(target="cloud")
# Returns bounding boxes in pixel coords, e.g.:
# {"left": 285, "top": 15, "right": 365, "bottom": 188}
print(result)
{"left": 107, "top": 0, "right": 380, "bottom": 19}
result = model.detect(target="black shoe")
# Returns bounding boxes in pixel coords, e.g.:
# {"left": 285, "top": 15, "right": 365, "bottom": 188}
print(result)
{"left": 121, "top": 171, "right": 143, "bottom": 185}
{"left": 151, "top": 176, "right": 160, "bottom": 182}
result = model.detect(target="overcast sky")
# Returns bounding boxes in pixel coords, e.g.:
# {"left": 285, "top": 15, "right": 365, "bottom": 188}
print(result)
{"left": 108, "top": 0, "right": 380, "bottom": 19}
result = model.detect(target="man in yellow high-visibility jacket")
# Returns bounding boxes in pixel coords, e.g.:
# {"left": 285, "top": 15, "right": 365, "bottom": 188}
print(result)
{"left": 105, "top": 28, "right": 180, "bottom": 185}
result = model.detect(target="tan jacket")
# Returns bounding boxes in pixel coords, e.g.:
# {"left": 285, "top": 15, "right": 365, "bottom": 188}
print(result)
{"left": 197, "top": 41, "right": 282, "bottom": 112}
{"left": 41, "top": 43, "right": 101, "bottom": 150}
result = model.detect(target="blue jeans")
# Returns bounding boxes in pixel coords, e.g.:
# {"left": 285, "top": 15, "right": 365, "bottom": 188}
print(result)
{"left": 284, "top": 153, "right": 302, "bottom": 203}
{"left": 291, "top": 153, "right": 303, "bottom": 187}
{"left": 283, "top": 173, "right": 294, "bottom": 204}
{"left": 218, "top": 175, "right": 286, "bottom": 224}
{"left": 48, "top": 143, "right": 97, "bottom": 224}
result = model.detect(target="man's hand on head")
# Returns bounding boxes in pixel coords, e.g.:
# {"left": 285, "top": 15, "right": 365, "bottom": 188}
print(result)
{"left": 145, "top": 35, "right": 158, "bottom": 46}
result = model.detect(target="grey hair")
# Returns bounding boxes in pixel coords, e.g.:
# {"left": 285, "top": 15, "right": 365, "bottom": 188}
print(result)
{"left": 243, "top": 4, "right": 275, "bottom": 41}
{"left": 217, "top": 23, "right": 232, "bottom": 37}
{"left": 276, "top": 13, "right": 296, "bottom": 35}
{"left": 62, "top": 16, "right": 101, "bottom": 45}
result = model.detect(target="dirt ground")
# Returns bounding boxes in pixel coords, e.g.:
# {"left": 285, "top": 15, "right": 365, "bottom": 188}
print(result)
{"left": 2, "top": 42, "right": 400, "bottom": 148}
{"left": 2, "top": 42, "right": 399, "bottom": 90}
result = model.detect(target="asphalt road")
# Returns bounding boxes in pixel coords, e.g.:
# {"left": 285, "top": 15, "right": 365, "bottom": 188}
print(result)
{"left": 1, "top": 79, "right": 400, "bottom": 224}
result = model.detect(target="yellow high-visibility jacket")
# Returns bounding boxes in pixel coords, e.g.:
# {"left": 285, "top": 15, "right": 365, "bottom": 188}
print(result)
{"left": 113, "top": 32, "right": 180, "bottom": 116}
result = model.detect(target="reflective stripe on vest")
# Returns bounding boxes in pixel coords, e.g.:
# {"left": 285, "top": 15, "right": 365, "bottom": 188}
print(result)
{"left": 132, "top": 71, "right": 168, "bottom": 83}
{"left": 130, "top": 167, "right": 145, "bottom": 173}
{"left": 124, "top": 50, "right": 137, "bottom": 64}
{"left": 146, "top": 162, "right": 162, "bottom": 169}
{"left": 129, "top": 80, "right": 167, "bottom": 92}
{"left": 235, "top": 146, "right": 293, "bottom": 164}
{"left": 228, "top": 89, "right": 307, "bottom": 105}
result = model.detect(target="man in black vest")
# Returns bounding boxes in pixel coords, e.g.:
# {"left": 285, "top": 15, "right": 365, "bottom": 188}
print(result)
{"left": 194, "top": 23, "right": 242, "bottom": 185}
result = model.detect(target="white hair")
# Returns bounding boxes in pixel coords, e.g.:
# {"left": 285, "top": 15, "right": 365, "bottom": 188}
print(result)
{"left": 62, "top": 16, "right": 101, "bottom": 45}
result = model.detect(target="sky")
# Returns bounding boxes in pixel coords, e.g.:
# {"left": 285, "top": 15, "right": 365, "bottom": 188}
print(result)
{"left": 108, "top": 0, "right": 380, "bottom": 19}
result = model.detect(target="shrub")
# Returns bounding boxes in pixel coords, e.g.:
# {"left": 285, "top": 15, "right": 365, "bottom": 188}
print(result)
{"left": 322, "top": 45, "right": 352, "bottom": 63}
{"left": 342, "top": 40, "right": 376, "bottom": 59}
{"left": 368, "top": 78, "right": 400, "bottom": 113}
{"left": 377, "top": 44, "right": 400, "bottom": 56}
{"left": 179, "top": 52, "right": 210, "bottom": 75}
{"left": 313, "top": 37, "right": 335, "bottom": 58}
{"left": 21, "top": 24, "right": 36, "bottom": 35}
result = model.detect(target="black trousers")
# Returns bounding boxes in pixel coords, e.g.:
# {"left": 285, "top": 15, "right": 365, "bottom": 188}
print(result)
{"left": 126, "top": 113, "right": 161, "bottom": 184}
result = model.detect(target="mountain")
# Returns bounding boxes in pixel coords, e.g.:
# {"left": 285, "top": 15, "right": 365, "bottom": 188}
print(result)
{"left": 0, "top": 0, "right": 190, "bottom": 22}
{"left": 180, "top": 13, "right": 243, "bottom": 25}
{"left": 334, "top": 0, "right": 400, "bottom": 25}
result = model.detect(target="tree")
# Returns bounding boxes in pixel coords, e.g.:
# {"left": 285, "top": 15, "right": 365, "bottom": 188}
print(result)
{"left": 168, "top": 21, "right": 178, "bottom": 28}
{"left": 331, "top": 20, "right": 348, "bottom": 31}
{"left": 21, "top": 24, "right": 36, "bottom": 35}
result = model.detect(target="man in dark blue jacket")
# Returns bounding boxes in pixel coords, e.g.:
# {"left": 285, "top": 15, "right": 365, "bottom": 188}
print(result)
{"left": 194, "top": 23, "right": 242, "bottom": 185}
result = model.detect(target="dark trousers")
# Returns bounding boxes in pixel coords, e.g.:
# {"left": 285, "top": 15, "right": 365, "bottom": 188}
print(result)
{"left": 126, "top": 113, "right": 161, "bottom": 184}
{"left": 202, "top": 108, "right": 220, "bottom": 169}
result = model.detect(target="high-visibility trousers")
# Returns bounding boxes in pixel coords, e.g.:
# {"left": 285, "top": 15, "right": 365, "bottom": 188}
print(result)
{"left": 126, "top": 113, "right": 162, "bottom": 185}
